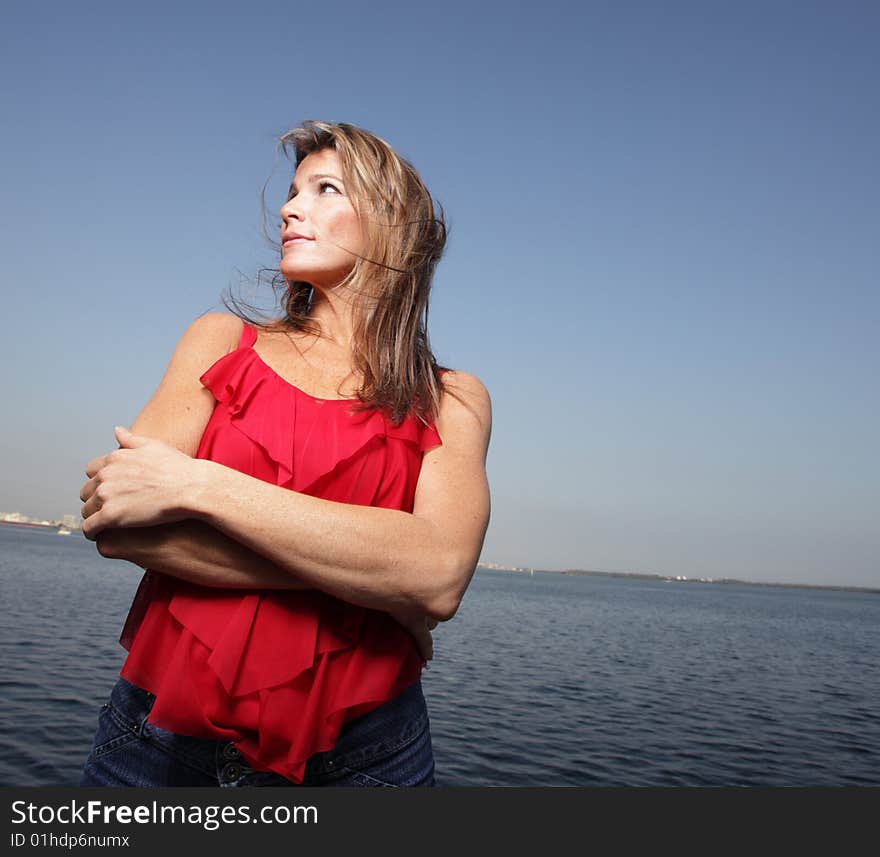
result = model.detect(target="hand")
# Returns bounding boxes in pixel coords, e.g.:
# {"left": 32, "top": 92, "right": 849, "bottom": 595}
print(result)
{"left": 95, "top": 526, "right": 165, "bottom": 567}
{"left": 388, "top": 606, "right": 438, "bottom": 663}
{"left": 80, "top": 426, "right": 200, "bottom": 541}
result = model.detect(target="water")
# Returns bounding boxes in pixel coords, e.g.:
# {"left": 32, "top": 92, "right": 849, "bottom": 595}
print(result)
{"left": 1, "top": 526, "right": 878, "bottom": 786}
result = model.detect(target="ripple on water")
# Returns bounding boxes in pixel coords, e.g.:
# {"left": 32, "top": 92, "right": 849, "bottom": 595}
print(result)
{"left": 2, "top": 542, "right": 879, "bottom": 787}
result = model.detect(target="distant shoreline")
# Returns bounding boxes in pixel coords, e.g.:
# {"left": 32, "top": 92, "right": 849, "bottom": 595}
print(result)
{"left": 476, "top": 564, "right": 880, "bottom": 596}
{"left": 3, "top": 524, "right": 875, "bottom": 596}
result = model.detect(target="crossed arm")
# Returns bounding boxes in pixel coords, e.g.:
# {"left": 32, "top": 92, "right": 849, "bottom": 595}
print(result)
{"left": 81, "top": 314, "right": 492, "bottom": 626}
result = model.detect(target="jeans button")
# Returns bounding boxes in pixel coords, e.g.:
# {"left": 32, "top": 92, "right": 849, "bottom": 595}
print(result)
{"left": 222, "top": 764, "right": 241, "bottom": 783}
{"left": 222, "top": 742, "right": 240, "bottom": 760}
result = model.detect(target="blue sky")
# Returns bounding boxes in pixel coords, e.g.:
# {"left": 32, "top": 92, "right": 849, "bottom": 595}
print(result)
{"left": 2, "top": 1, "right": 877, "bottom": 586}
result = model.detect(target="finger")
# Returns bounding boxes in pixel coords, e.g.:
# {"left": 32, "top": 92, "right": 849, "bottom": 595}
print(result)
{"left": 85, "top": 454, "right": 109, "bottom": 478}
{"left": 79, "top": 474, "right": 99, "bottom": 503}
{"left": 95, "top": 529, "right": 122, "bottom": 559}
{"left": 81, "top": 512, "right": 104, "bottom": 541}
{"left": 81, "top": 489, "right": 104, "bottom": 521}
{"left": 115, "top": 425, "right": 152, "bottom": 448}
{"left": 417, "top": 627, "right": 434, "bottom": 662}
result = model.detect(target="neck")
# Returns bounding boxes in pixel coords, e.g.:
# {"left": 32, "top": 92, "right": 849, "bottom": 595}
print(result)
{"left": 305, "top": 286, "right": 357, "bottom": 349}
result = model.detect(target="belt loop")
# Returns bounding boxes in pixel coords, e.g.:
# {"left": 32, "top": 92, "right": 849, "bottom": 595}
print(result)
{"left": 136, "top": 710, "right": 149, "bottom": 737}
{"left": 135, "top": 689, "right": 155, "bottom": 737}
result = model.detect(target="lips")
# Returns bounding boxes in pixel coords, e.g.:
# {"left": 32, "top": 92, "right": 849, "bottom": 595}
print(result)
{"left": 282, "top": 232, "right": 314, "bottom": 245}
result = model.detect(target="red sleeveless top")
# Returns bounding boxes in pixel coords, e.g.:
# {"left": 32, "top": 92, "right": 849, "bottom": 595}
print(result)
{"left": 117, "top": 321, "right": 443, "bottom": 783}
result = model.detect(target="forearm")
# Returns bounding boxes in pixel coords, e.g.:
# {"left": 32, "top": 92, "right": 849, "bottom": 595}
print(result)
{"left": 99, "top": 520, "right": 436, "bottom": 659}
{"left": 84, "top": 390, "right": 491, "bottom": 620}
{"left": 185, "top": 460, "right": 458, "bottom": 619}
{"left": 97, "top": 520, "right": 312, "bottom": 590}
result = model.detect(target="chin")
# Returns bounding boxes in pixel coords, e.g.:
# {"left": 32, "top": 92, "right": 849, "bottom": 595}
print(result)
{"left": 280, "top": 261, "right": 355, "bottom": 287}
{"left": 279, "top": 261, "right": 316, "bottom": 282}
{"left": 279, "top": 262, "right": 299, "bottom": 280}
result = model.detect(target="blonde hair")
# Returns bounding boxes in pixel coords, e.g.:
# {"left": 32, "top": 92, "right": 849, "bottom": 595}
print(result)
{"left": 223, "top": 120, "right": 449, "bottom": 425}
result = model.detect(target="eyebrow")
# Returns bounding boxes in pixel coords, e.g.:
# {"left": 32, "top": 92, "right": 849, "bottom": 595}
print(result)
{"left": 289, "top": 173, "right": 344, "bottom": 193}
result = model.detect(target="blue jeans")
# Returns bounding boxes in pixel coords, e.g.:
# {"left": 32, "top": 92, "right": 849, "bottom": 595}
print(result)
{"left": 79, "top": 676, "right": 435, "bottom": 787}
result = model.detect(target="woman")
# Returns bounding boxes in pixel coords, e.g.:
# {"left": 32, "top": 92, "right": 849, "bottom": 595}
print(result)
{"left": 77, "top": 120, "right": 491, "bottom": 787}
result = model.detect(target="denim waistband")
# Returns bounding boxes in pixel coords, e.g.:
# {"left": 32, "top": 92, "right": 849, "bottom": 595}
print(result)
{"left": 106, "top": 675, "right": 429, "bottom": 782}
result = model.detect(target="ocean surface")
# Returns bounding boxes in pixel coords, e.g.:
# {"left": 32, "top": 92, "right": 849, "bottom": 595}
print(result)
{"left": 1, "top": 525, "right": 878, "bottom": 787}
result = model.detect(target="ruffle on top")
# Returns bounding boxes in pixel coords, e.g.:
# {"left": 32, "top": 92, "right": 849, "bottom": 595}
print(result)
{"left": 118, "top": 322, "right": 444, "bottom": 783}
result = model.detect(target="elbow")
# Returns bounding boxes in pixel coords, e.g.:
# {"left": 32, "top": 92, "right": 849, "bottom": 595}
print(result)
{"left": 424, "top": 595, "right": 459, "bottom": 624}
{"left": 419, "top": 551, "right": 475, "bottom": 623}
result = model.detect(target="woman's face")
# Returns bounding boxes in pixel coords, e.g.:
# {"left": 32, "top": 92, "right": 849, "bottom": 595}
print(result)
{"left": 279, "top": 148, "right": 366, "bottom": 289}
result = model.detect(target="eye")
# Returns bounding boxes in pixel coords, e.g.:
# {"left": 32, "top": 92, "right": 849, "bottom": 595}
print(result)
{"left": 320, "top": 182, "right": 341, "bottom": 194}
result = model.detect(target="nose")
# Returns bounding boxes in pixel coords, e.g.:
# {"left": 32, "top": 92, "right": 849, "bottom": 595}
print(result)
{"left": 280, "top": 196, "right": 305, "bottom": 223}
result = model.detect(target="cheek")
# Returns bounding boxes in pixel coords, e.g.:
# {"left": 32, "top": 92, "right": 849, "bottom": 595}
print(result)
{"left": 330, "top": 210, "right": 366, "bottom": 253}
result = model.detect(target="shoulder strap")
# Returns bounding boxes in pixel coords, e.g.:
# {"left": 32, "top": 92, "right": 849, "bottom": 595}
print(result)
{"left": 238, "top": 320, "right": 258, "bottom": 350}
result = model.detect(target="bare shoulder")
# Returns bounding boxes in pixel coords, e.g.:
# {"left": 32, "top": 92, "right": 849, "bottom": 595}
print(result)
{"left": 435, "top": 370, "right": 492, "bottom": 455}
{"left": 440, "top": 368, "right": 488, "bottom": 393}
{"left": 172, "top": 312, "right": 244, "bottom": 370}
{"left": 130, "top": 314, "right": 244, "bottom": 456}
{"left": 183, "top": 312, "right": 244, "bottom": 351}
{"left": 440, "top": 370, "right": 491, "bottom": 416}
